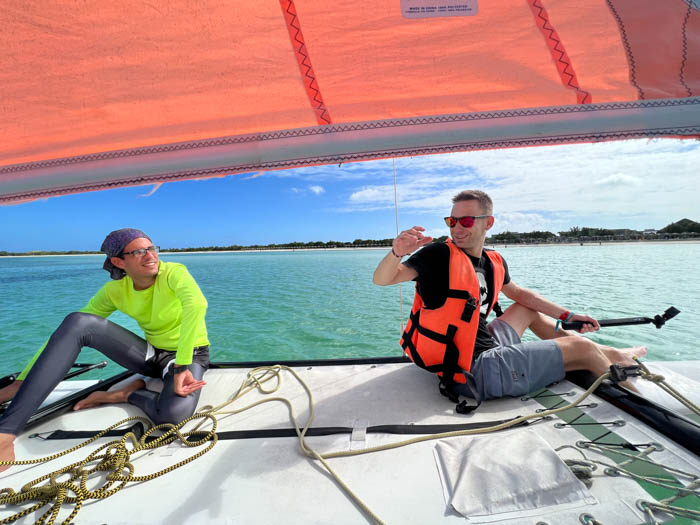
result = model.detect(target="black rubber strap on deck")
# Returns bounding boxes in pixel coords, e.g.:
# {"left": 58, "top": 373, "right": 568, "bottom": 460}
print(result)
{"left": 36, "top": 418, "right": 527, "bottom": 442}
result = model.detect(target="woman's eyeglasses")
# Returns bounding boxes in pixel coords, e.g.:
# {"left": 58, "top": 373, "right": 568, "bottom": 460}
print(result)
{"left": 121, "top": 246, "right": 159, "bottom": 258}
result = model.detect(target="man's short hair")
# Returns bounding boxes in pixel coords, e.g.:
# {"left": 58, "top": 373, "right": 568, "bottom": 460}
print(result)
{"left": 452, "top": 190, "right": 493, "bottom": 214}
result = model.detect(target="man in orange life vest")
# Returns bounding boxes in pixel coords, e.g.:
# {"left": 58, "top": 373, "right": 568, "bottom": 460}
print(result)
{"left": 373, "top": 190, "right": 647, "bottom": 405}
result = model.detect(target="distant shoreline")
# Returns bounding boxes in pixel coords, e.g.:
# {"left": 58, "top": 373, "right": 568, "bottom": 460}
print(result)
{"left": 0, "top": 246, "right": 390, "bottom": 258}
{"left": 487, "top": 239, "right": 700, "bottom": 248}
{"left": 2, "top": 238, "right": 699, "bottom": 258}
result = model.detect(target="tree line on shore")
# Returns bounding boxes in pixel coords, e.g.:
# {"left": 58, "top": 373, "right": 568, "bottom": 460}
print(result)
{"left": 2, "top": 219, "right": 698, "bottom": 256}
{"left": 165, "top": 238, "right": 397, "bottom": 253}
{"left": 0, "top": 239, "right": 396, "bottom": 256}
{"left": 488, "top": 218, "right": 700, "bottom": 244}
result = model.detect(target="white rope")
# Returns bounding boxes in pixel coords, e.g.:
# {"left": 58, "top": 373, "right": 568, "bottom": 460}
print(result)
{"left": 197, "top": 365, "right": 387, "bottom": 525}
{"left": 187, "top": 366, "right": 611, "bottom": 524}
{"left": 392, "top": 158, "right": 404, "bottom": 334}
{"left": 635, "top": 359, "right": 700, "bottom": 416}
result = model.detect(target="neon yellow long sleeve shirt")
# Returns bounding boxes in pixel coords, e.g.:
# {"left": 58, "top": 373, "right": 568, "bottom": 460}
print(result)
{"left": 18, "top": 261, "right": 209, "bottom": 380}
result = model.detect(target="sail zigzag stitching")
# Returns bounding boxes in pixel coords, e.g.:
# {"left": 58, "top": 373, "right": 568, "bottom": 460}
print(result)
{"left": 3, "top": 126, "right": 698, "bottom": 204}
{"left": 533, "top": 4, "right": 579, "bottom": 92}
{"left": 530, "top": 0, "right": 592, "bottom": 104}
{"left": 283, "top": 1, "right": 331, "bottom": 125}
{"left": 2, "top": 99, "right": 698, "bottom": 175}
{"left": 679, "top": 0, "right": 694, "bottom": 97}
{"left": 605, "top": 0, "right": 643, "bottom": 99}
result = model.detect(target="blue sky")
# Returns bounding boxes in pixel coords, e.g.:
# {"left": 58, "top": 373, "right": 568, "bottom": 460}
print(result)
{"left": 0, "top": 138, "right": 698, "bottom": 252}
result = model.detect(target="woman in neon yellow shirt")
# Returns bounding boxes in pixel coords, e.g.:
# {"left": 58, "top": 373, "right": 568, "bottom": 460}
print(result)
{"left": 0, "top": 229, "right": 210, "bottom": 472}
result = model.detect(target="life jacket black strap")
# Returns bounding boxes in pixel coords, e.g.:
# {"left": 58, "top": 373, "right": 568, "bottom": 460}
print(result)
{"left": 461, "top": 295, "right": 477, "bottom": 322}
{"left": 401, "top": 338, "right": 443, "bottom": 375}
{"left": 403, "top": 310, "right": 420, "bottom": 339}
{"left": 402, "top": 316, "right": 463, "bottom": 379}
{"left": 401, "top": 310, "right": 443, "bottom": 373}
{"left": 441, "top": 325, "right": 460, "bottom": 384}
{"left": 445, "top": 289, "right": 478, "bottom": 323}
{"left": 415, "top": 323, "right": 451, "bottom": 344}
{"left": 445, "top": 289, "right": 473, "bottom": 300}
{"left": 439, "top": 372, "right": 483, "bottom": 414}
{"left": 493, "top": 302, "right": 504, "bottom": 317}
{"left": 400, "top": 310, "right": 421, "bottom": 362}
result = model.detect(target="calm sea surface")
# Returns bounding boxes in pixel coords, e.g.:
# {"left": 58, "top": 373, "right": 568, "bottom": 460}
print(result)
{"left": 0, "top": 243, "right": 698, "bottom": 380}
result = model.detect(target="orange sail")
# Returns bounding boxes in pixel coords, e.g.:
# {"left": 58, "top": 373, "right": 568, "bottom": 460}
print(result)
{"left": 1, "top": 0, "right": 698, "bottom": 204}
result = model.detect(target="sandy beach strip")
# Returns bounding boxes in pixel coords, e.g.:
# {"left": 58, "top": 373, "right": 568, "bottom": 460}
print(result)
{"left": 2, "top": 238, "right": 699, "bottom": 257}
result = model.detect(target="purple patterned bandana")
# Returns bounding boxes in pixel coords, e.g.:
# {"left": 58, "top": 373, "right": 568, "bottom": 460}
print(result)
{"left": 101, "top": 228, "right": 151, "bottom": 280}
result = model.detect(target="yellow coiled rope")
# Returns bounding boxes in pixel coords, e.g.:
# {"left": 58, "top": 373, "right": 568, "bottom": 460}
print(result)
{"left": 0, "top": 412, "right": 217, "bottom": 525}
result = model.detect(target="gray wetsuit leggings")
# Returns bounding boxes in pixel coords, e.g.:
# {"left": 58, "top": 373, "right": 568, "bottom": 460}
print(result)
{"left": 0, "top": 312, "right": 208, "bottom": 436}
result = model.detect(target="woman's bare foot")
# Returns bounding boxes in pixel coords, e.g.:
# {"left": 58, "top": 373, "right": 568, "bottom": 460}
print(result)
{"left": 0, "top": 433, "right": 16, "bottom": 473}
{"left": 73, "top": 379, "right": 145, "bottom": 411}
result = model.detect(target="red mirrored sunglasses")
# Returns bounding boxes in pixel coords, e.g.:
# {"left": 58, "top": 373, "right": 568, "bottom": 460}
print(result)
{"left": 443, "top": 215, "right": 490, "bottom": 228}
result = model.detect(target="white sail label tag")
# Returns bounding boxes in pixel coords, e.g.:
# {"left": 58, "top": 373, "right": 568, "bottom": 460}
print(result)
{"left": 401, "top": 0, "right": 478, "bottom": 19}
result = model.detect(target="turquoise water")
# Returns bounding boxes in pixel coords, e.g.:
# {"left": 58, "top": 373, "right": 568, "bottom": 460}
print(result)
{"left": 0, "top": 243, "right": 698, "bottom": 380}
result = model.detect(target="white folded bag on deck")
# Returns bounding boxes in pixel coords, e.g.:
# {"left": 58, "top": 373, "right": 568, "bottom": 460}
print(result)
{"left": 433, "top": 430, "right": 596, "bottom": 522}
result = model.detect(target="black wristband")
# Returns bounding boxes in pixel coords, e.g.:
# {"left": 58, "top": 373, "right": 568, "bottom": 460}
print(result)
{"left": 173, "top": 364, "right": 190, "bottom": 375}
{"left": 391, "top": 247, "right": 403, "bottom": 258}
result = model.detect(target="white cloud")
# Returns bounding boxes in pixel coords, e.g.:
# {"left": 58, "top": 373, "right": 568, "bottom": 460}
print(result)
{"left": 593, "top": 174, "right": 643, "bottom": 187}
{"left": 350, "top": 186, "right": 392, "bottom": 202}
{"left": 288, "top": 185, "right": 326, "bottom": 196}
{"left": 252, "top": 138, "right": 698, "bottom": 231}
{"left": 338, "top": 139, "right": 699, "bottom": 229}
{"left": 494, "top": 212, "right": 556, "bottom": 233}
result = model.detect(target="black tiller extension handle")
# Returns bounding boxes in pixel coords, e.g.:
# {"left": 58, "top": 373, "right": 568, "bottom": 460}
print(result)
{"left": 562, "top": 306, "right": 680, "bottom": 331}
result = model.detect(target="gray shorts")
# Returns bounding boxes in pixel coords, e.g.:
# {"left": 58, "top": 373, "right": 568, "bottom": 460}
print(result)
{"left": 468, "top": 319, "right": 564, "bottom": 400}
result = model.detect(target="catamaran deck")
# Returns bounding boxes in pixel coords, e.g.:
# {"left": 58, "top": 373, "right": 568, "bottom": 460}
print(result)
{"left": 1, "top": 360, "right": 698, "bottom": 524}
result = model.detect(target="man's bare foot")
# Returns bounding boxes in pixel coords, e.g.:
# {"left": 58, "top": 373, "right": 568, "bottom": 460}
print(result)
{"left": 600, "top": 346, "right": 647, "bottom": 367}
{"left": 0, "top": 433, "right": 16, "bottom": 473}
{"left": 619, "top": 378, "right": 640, "bottom": 393}
{"left": 73, "top": 379, "right": 145, "bottom": 411}
{"left": 599, "top": 347, "right": 646, "bottom": 392}
{"left": 617, "top": 346, "right": 648, "bottom": 366}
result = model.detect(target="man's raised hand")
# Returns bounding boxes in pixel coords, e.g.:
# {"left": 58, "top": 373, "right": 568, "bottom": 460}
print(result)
{"left": 393, "top": 226, "right": 433, "bottom": 257}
